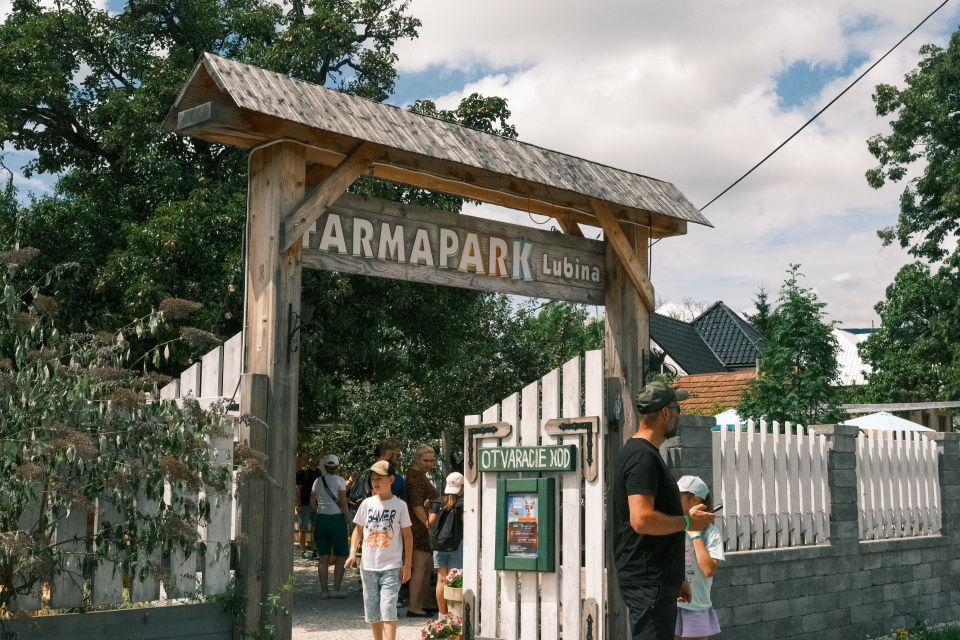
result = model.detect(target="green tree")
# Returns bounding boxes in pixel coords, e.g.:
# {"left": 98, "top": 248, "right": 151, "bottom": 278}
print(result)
{"left": 743, "top": 285, "right": 772, "bottom": 338}
{"left": 859, "top": 262, "right": 960, "bottom": 403}
{"left": 863, "top": 30, "right": 960, "bottom": 411}
{"left": 737, "top": 265, "right": 845, "bottom": 426}
{"left": 866, "top": 34, "right": 960, "bottom": 264}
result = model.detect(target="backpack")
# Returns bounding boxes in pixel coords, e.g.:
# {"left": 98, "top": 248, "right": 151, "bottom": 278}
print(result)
{"left": 430, "top": 498, "right": 463, "bottom": 552}
{"left": 347, "top": 470, "right": 373, "bottom": 513}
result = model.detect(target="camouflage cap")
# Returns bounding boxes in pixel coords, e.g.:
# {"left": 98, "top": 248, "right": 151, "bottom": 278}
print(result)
{"left": 635, "top": 381, "right": 689, "bottom": 415}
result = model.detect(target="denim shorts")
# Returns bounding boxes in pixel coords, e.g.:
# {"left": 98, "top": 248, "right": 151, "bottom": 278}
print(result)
{"left": 297, "top": 506, "right": 315, "bottom": 530}
{"left": 360, "top": 567, "right": 402, "bottom": 623}
{"left": 434, "top": 542, "right": 463, "bottom": 570}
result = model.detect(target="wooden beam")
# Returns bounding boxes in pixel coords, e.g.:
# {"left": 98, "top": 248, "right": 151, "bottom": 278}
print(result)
{"left": 236, "top": 373, "right": 269, "bottom": 637}
{"left": 278, "top": 142, "right": 383, "bottom": 252}
{"left": 602, "top": 215, "right": 650, "bottom": 640}
{"left": 171, "top": 101, "right": 691, "bottom": 239}
{"left": 590, "top": 198, "right": 655, "bottom": 311}
{"left": 246, "top": 141, "right": 305, "bottom": 640}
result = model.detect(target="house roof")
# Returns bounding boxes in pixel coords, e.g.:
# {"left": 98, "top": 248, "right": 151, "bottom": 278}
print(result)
{"left": 834, "top": 329, "right": 871, "bottom": 386}
{"left": 650, "top": 313, "right": 726, "bottom": 375}
{"left": 673, "top": 371, "right": 756, "bottom": 412}
{"left": 162, "top": 53, "right": 710, "bottom": 235}
{"left": 692, "top": 302, "right": 763, "bottom": 368}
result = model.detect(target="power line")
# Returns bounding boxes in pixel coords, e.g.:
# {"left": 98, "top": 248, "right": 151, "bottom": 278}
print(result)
{"left": 700, "top": 0, "right": 953, "bottom": 211}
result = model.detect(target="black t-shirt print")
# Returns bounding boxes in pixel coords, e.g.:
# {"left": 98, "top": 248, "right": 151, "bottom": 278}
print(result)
{"left": 612, "top": 436, "right": 684, "bottom": 586}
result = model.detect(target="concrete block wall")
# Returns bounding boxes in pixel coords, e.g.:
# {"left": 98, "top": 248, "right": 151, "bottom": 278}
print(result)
{"left": 663, "top": 418, "right": 960, "bottom": 640}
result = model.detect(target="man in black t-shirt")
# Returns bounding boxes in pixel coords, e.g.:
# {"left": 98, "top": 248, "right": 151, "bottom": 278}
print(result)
{"left": 613, "top": 381, "right": 715, "bottom": 640}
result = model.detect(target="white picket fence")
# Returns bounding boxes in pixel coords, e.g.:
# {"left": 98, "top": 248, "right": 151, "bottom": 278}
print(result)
{"left": 159, "top": 332, "right": 243, "bottom": 411}
{"left": 15, "top": 427, "right": 236, "bottom": 610}
{"left": 857, "top": 429, "right": 942, "bottom": 540}
{"left": 712, "top": 422, "right": 830, "bottom": 551}
{"left": 464, "top": 350, "right": 605, "bottom": 640}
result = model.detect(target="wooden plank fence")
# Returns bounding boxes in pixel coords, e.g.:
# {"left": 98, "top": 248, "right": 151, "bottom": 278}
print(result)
{"left": 159, "top": 332, "right": 243, "bottom": 412}
{"left": 712, "top": 421, "right": 830, "bottom": 551}
{"left": 464, "top": 350, "right": 605, "bottom": 640}
{"left": 857, "top": 429, "right": 942, "bottom": 540}
{"left": 14, "top": 426, "right": 237, "bottom": 610}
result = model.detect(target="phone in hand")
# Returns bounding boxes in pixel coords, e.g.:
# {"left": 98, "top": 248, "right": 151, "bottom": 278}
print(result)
{"left": 710, "top": 503, "right": 723, "bottom": 513}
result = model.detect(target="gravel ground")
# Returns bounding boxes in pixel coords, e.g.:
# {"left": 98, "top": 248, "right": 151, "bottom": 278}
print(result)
{"left": 291, "top": 551, "right": 431, "bottom": 640}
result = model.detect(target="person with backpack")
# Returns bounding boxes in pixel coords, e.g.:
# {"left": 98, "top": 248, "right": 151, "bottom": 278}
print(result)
{"left": 348, "top": 437, "right": 406, "bottom": 516}
{"left": 310, "top": 454, "right": 352, "bottom": 599}
{"left": 429, "top": 472, "right": 464, "bottom": 615}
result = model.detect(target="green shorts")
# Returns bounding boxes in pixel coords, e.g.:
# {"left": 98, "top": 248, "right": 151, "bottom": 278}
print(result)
{"left": 313, "top": 513, "right": 350, "bottom": 557}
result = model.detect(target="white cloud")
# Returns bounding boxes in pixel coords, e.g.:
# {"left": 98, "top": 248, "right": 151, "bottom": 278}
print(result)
{"left": 395, "top": 0, "right": 960, "bottom": 326}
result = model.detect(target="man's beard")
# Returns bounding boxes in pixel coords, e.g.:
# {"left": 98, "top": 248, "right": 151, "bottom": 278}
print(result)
{"left": 664, "top": 417, "right": 680, "bottom": 439}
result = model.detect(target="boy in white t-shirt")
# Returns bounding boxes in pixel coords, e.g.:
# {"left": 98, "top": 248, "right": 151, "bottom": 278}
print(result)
{"left": 346, "top": 460, "right": 412, "bottom": 640}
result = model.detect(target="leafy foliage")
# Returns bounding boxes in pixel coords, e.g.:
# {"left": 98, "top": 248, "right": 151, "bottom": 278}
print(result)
{"left": 737, "top": 265, "right": 845, "bottom": 426}
{"left": 863, "top": 30, "right": 960, "bottom": 414}
{"left": 301, "top": 299, "right": 604, "bottom": 472}
{"left": 866, "top": 35, "right": 960, "bottom": 264}
{"left": 859, "top": 261, "right": 960, "bottom": 403}
{"left": 0, "top": 250, "right": 253, "bottom": 612}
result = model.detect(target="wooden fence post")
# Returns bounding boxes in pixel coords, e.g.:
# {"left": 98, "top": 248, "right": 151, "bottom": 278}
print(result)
{"left": 603, "top": 222, "right": 650, "bottom": 639}
{"left": 236, "top": 373, "right": 269, "bottom": 639}
{"left": 246, "top": 141, "right": 305, "bottom": 640}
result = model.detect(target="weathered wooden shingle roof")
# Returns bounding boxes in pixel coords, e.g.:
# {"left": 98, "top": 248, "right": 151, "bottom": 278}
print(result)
{"left": 163, "top": 53, "right": 710, "bottom": 232}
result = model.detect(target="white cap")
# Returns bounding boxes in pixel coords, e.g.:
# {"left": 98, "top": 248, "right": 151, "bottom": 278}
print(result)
{"left": 323, "top": 454, "right": 340, "bottom": 467}
{"left": 677, "top": 475, "right": 709, "bottom": 500}
{"left": 444, "top": 472, "right": 465, "bottom": 494}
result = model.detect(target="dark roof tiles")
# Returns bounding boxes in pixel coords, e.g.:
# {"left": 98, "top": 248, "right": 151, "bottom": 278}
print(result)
{"left": 691, "top": 302, "right": 763, "bottom": 368}
{"left": 650, "top": 314, "right": 726, "bottom": 375}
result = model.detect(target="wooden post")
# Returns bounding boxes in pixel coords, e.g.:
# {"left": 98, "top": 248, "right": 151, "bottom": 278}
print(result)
{"left": 603, "top": 221, "right": 650, "bottom": 639}
{"left": 236, "top": 373, "right": 269, "bottom": 639}
{"left": 246, "top": 141, "right": 305, "bottom": 640}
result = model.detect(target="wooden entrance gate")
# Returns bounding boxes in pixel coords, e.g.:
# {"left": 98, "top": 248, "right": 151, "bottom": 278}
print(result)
{"left": 161, "top": 52, "right": 710, "bottom": 640}
{"left": 463, "top": 351, "right": 605, "bottom": 640}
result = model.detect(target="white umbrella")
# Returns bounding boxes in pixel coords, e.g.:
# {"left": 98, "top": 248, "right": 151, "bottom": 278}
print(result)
{"left": 842, "top": 411, "right": 935, "bottom": 432}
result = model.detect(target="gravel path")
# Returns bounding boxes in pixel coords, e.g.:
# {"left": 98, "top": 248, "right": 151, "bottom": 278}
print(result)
{"left": 291, "top": 552, "right": 432, "bottom": 640}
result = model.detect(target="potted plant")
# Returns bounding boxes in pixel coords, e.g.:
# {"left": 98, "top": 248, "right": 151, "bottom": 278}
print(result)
{"left": 422, "top": 612, "right": 463, "bottom": 640}
{"left": 443, "top": 568, "right": 464, "bottom": 615}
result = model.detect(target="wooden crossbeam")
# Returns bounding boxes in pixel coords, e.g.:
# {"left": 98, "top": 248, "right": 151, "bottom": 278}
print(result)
{"left": 278, "top": 142, "right": 383, "bottom": 252}
{"left": 591, "top": 198, "right": 655, "bottom": 311}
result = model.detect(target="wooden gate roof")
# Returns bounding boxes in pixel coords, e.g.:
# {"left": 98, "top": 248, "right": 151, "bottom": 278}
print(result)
{"left": 164, "top": 53, "right": 710, "bottom": 237}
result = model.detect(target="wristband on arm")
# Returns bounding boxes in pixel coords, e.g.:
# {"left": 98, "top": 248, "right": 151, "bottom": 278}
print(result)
{"left": 684, "top": 516, "right": 690, "bottom": 531}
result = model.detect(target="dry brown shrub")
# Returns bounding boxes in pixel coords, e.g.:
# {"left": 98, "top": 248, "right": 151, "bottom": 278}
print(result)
{"left": 31, "top": 294, "right": 59, "bottom": 316}
{"left": 105, "top": 387, "right": 145, "bottom": 410}
{"left": 13, "top": 461, "right": 42, "bottom": 480}
{"left": 180, "top": 327, "right": 222, "bottom": 349}
{"left": 47, "top": 425, "right": 99, "bottom": 459}
{"left": 13, "top": 311, "right": 34, "bottom": 330}
{"left": 0, "top": 247, "right": 40, "bottom": 268}
{"left": 159, "top": 298, "right": 203, "bottom": 320}
{"left": 159, "top": 456, "right": 203, "bottom": 492}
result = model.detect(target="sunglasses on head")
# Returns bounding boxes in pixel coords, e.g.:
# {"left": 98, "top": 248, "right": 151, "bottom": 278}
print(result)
{"left": 667, "top": 405, "right": 682, "bottom": 413}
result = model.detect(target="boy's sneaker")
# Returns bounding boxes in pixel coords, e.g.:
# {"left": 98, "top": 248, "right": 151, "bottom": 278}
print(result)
{"left": 331, "top": 590, "right": 347, "bottom": 599}
{"left": 320, "top": 592, "right": 331, "bottom": 600}
{"left": 311, "top": 551, "right": 319, "bottom": 559}
{"left": 301, "top": 552, "right": 312, "bottom": 559}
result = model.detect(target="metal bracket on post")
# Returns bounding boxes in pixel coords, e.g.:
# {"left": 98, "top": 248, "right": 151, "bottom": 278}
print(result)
{"left": 286, "top": 303, "right": 316, "bottom": 363}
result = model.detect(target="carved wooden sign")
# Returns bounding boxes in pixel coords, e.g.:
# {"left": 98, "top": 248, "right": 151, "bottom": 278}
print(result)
{"left": 301, "top": 192, "right": 605, "bottom": 304}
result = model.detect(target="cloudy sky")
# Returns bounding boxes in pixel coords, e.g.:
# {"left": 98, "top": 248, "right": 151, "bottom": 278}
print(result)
{"left": 3, "top": 0, "right": 959, "bottom": 328}
{"left": 384, "top": 0, "right": 960, "bottom": 328}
